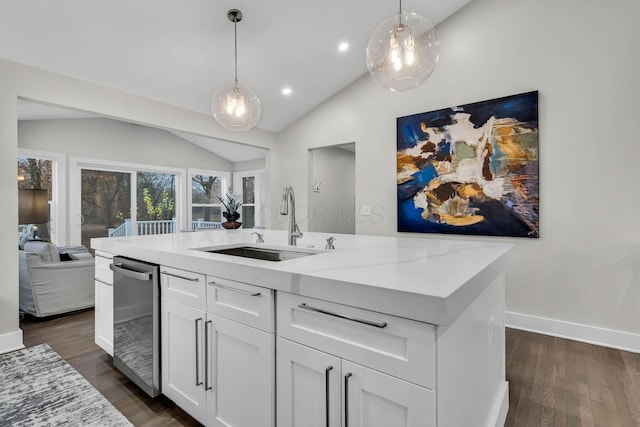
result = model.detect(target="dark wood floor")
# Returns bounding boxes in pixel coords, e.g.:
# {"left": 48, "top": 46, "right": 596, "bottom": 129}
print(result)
{"left": 20, "top": 309, "right": 201, "bottom": 427}
{"left": 505, "top": 328, "right": 640, "bottom": 427}
{"left": 20, "top": 310, "right": 640, "bottom": 426}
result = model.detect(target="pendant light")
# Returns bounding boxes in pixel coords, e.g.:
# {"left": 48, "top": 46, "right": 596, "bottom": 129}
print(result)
{"left": 212, "top": 9, "right": 261, "bottom": 132}
{"left": 366, "top": 0, "right": 439, "bottom": 92}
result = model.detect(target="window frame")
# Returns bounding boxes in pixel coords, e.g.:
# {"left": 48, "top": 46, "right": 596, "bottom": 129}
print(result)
{"left": 18, "top": 148, "right": 66, "bottom": 245}
{"left": 232, "top": 169, "right": 264, "bottom": 229}
{"left": 187, "top": 168, "right": 231, "bottom": 228}
{"left": 70, "top": 157, "right": 185, "bottom": 245}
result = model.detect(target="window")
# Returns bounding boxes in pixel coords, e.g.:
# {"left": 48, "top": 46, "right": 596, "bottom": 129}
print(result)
{"left": 233, "top": 170, "right": 263, "bottom": 229}
{"left": 137, "top": 172, "right": 177, "bottom": 235}
{"left": 70, "top": 158, "right": 184, "bottom": 246}
{"left": 189, "top": 169, "right": 230, "bottom": 230}
{"left": 17, "top": 149, "right": 65, "bottom": 245}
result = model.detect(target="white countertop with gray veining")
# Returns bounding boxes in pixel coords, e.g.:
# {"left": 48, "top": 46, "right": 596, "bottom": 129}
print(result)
{"left": 92, "top": 230, "right": 512, "bottom": 325}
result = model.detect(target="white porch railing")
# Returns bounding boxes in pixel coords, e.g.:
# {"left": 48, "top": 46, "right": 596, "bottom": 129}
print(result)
{"left": 138, "top": 219, "right": 176, "bottom": 235}
{"left": 108, "top": 219, "right": 221, "bottom": 237}
{"left": 191, "top": 219, "right": 222, "bottom": 230}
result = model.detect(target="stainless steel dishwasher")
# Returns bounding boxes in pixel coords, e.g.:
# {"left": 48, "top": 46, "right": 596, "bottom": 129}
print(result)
{"left": 109, "top": 256, "right": 161, "bottom": 397}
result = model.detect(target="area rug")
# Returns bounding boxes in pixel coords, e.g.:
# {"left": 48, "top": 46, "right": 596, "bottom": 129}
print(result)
{"left": 0, "top": 343, "right": 132, "bottom": 426}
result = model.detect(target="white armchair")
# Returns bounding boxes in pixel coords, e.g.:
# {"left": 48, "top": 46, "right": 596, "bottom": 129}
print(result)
{"left": 19, "top": 242, "right": 95, "bottom": 317}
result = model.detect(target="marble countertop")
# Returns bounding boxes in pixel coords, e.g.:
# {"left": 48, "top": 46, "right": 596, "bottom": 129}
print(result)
{"left": 91, "top": 230, "right": 512, "bottom": 325}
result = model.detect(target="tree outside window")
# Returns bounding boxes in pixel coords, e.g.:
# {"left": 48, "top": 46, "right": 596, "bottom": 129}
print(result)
{"left": 18, "top": 157, "right": 52, "bottom": 241}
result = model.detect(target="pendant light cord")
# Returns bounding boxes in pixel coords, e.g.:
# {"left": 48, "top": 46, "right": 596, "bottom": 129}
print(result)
{"left": 234, "top": 20, "right": 238, "bottom": 85}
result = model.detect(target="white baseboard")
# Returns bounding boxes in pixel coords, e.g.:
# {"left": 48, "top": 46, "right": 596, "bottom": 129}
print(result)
{"left": 506, "top": 311, "right": 640, "bottom": 354}
{"left": 0, "top": 329, "right": 24, "bottom": 354}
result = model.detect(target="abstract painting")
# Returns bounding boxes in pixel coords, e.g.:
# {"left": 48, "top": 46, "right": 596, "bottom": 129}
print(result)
{"left": 397, "top": 91, "right": 539, "bottom": 238}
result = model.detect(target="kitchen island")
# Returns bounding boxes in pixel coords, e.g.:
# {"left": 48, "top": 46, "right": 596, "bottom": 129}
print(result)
{"left": 92, "top": 229, "right": 512, "bottom": 427}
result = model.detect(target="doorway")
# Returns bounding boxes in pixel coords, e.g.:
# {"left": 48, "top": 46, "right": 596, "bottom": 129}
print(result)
{"left": 308, "top": 143, "right": 356, "bottom": 234}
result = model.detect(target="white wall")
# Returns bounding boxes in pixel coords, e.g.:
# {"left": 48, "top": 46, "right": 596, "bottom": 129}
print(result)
{"left": 271, "top": 0, "right": 640, "bottom": 340}
{"left": 232, "top": 158, "right": 265, "bottom": 172}
{"left": 308, "top": 146, "right": 355, "bottom": 234}
{"left": 19, "top": 118, "right": 233, "bottom": 171}
{"left": 0, "top": 58, "right": 276, "bottom": 349}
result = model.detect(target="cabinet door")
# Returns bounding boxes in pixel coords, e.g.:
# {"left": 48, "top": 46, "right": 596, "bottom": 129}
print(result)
{"left": 94, "top": 279, "right": 113, "bottom": 355}
{"left": 207, "top": 314, "right": 275, "bottom": 427}
{"left": 277, "top": 337, "right": 342, "bottom": 427}
{"left": 161, "top": 297, "right": 207, "bottom": 424}
{"left": 342, "top": 360, "right": 435, "bottom": 427}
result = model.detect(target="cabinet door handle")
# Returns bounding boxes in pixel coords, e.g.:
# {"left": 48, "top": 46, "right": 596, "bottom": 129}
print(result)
{"left": 162, "top": 271, "right": 200, "bottom": 282}
{"left": 325, "top": 366, "right": 333, "bottom": 427}
{"left": 298, "top": 303, "right": 388, "bottom": 329}
{"left": 344, "top": 372, "right": 353, "bottom": 427}
{"left": 204, "top": 320, "right": 212, "bottom": 391}
{"left": 95, "top": 253, "right": 111, "bottom": 260}
{"left": 209, "top": 282, "right": 261, "bottom": 297}
{"left": 195, "top": 318, "right": 203, "bottom": 387}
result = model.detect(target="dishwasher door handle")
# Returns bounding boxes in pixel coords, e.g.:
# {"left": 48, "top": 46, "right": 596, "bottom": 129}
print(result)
{"left": 110, "top": 263, "right": 152, "bottom": 281}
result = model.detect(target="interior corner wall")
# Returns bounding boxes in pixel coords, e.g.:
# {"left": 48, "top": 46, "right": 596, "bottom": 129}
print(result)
{"left": 0, "top": 85, "right": 20, "bottom": 344}
{"left": 271, "top": 0, "right": 640, "bottom": 336}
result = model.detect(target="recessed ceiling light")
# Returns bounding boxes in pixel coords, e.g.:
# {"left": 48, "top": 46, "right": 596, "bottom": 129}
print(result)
{"left": 338, "top": 42, "right": 349, "bottom": 52}
{"left": 282, "top": 87, "right": 292, "bottom": 96}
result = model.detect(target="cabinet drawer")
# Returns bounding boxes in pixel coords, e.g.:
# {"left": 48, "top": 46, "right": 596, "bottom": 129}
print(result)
{"left": 161, "top": 266, "right": 206, "bottom": 310}
{"left": 206, "top": 276, "right": 274, "bottom": 333}
{"left": 94, "top": 251, "right": 113, "bottom": 284}
{"left": 277, "top": 292, "right": 435, "bottom": 389}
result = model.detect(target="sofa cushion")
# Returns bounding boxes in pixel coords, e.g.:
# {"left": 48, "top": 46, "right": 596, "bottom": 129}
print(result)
{"left": 23, "top": 241, "right": 61, "bottom": 263}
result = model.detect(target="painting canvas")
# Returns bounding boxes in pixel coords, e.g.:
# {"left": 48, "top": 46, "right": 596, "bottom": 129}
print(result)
{"left": 397, "top": 91, "right": 539, "bottom": 238}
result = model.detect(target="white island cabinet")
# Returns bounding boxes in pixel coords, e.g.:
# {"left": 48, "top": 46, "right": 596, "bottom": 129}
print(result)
{"left": 92, "top": 230, "right": 512, "bottom": 427}
{"left": 94, "top": 250, "right": 114, "bottom": 356}
{"left": 277, "top": 292, "right": 436, "bottom": 427}
{"left": 160, "top": 266, "right": 275, "bottom": 426}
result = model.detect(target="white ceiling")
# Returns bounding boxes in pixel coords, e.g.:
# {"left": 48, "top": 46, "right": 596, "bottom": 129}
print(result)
{"left": 2, "top": 0, "right": 471, "bottom": 133}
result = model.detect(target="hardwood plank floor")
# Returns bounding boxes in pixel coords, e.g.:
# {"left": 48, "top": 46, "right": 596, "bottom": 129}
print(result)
{"left": 20, "top": 309, "right": 201, "bottom": 427}
{"left": 20, "top": 310, "right": 640, "bottom": 426}
{"left": 505, "top": 328, "right": 640, "bottom": 427}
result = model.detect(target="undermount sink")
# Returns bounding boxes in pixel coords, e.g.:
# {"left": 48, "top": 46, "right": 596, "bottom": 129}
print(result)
{"left": 195, "top": 245, "right": 321, "bottom": 262}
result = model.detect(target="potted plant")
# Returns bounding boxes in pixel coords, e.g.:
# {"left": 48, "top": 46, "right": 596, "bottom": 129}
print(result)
{"left": 218, "top": 193, "right": 242, "bottom": 229}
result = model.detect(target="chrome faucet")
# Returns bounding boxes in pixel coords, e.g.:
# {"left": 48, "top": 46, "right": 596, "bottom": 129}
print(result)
{"left": 280, "top": 185, "right": 303, "bottom": 246}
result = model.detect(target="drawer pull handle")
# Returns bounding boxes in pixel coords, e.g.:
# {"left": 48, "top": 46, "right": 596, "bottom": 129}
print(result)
{"left": 162, "top": 271, "right": 200, "bottom": 282}
{"left": 325, "top": 366, "right": 333, "bottom": 427}
{"left": 209, "top": 282, "right": 261, "bottom": 297}
{"left": 205, "top": 320, "right": 212, "bottom": 391}
{"left": 298, "top": 303, "right": 388, "bottom": 329}
{"left": 344, "top": 372, "right": 353, "bottom": 427}
{"left": 94, "top": 278, "right": 112, "bottom": 286}
{"left": 95, "top": 253, "right": 112, "bottom": 260}
{"left": 195, "top": 318, "right": 203, "bottom": 387}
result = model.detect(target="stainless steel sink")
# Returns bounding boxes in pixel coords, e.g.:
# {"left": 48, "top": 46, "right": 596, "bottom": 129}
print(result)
{"left": 196, "top": 245, "right": 320, "bottom": 262}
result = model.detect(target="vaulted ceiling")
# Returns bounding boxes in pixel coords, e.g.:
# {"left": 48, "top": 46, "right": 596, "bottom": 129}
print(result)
{"left": 2, "top": 0, "right": 472, "bottom": 133}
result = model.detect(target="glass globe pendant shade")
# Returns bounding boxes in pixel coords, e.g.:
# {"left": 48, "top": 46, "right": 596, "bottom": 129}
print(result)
{"left": 211, "top": 80, "right": 261, "bottom": 132}
{"left": 366, "top": 11, "right": 439, "bottom": 92}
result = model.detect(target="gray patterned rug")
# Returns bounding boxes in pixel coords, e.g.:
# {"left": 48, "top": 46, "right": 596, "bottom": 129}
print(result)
{"left": 0, "top": 343, "right": 132, "bottom": 426}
